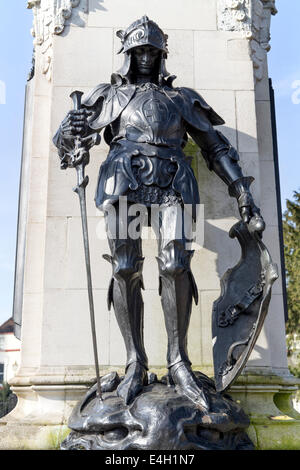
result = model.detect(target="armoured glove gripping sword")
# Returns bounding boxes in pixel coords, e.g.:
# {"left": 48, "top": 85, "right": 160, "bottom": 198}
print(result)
{"left": 65, "top": 90, "right": 102, "bottom": 400}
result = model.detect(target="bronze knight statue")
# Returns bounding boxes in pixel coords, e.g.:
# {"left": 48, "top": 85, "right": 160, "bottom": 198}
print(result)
{"left": 54, "top": 16, "right": 278, "bottom": 450}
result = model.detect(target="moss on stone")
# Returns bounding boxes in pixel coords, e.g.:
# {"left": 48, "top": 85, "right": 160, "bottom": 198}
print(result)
{"left": 253, "top": 420, "right": 300, "bottom": 450}
{"left": 183, "top": 138, "right": 200, "bottom": 181}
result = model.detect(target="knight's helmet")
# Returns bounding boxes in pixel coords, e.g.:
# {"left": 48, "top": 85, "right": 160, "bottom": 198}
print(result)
{"left": 115, "top": 15, "right": 172, "bottom": 84}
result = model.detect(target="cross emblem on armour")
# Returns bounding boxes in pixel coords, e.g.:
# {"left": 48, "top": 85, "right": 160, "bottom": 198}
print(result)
{"left": 143, "top": 99, "right": 168, "bottom": 123}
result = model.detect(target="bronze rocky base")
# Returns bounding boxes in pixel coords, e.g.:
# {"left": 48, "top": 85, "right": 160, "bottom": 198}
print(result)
{"left": 61, "top": 371, "right": 254, "bottom": 450}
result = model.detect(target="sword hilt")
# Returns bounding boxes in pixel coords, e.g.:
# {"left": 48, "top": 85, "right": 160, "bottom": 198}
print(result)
{"left": 69, "top": 90, "right": 87, "bottom": 167}
{"left": 70, "top": 90, "right": 84, "bottom": 111}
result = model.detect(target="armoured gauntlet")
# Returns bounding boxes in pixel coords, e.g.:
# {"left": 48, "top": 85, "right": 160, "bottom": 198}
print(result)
{"left": 228, "top": 176, "right": 261, "bottom": 224}
{"left": 201, "top": 131, "right": 262, "bottom": 225}
{"left": 53, "top": 109, "right": 100, "bottom": 169}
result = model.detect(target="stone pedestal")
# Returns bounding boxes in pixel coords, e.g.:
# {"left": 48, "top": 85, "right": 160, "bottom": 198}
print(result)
{"left": 231, "top": 369, "right": 300, "bottom": 449}
{"left": 1, "top": 0, "right": 299, "bottom": 450}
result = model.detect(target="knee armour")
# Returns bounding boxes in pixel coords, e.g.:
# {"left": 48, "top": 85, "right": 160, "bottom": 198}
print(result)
{"left": 103, "top": 240, "right": 145, "bottom": 310}
{"left": 156, "top": 240, "right": 198, "bottom": 305}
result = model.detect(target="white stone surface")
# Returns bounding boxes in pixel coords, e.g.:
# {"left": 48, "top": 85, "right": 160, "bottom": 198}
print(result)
{"left": 27, "top": 157, "right": 49, "bottom": 223}
{"left": 194, "top": 31, "right": 254, "bottom": 91}
{"left": 259, "top": 161, "right": 279, "bottom": 225}
{"left": 193, "top": 217, "right": 241, "bottom": 291}
{"left": 236, "top": 90, "right": 259, "bottom": 153}
{"left": 197, "top": 90, "right": 237, "bottom": 148}
{"left": 19, "top": 293, "right": 43, "bottom": 369}
{"left": 143, "top": 291, "right": 168, "bottom": 367}
{"left": 227, "top": 38, "right": 251, "bottom": 61}
{"left": 47, "top": 149, "right": 106, "bottom": 217}
{"left": 31, "top": 95, "right": 51, "bottom": 158}
{"left": 165, "top": 29, "right": 195, "bottom": 89}
{"left": 254, "top": 59, "right": 271, "bottom": 100}
{"left": 52, "top": 26, "right": 114, "bottom": 87}
{"left": 267, "top": 294, "right": 288, "bottom": 370}
{"left": 256, "top": 99, "right": 274, "bottom": 160}
{"left": 23, "top": 222, "right": 46, "bottom": 294}
{"left": 197, "top": 155, "right": 239, "bottom": 220}
{"left": 88, "top": 0, "right": 217, "bottom": 31}
{"left": 41, "top": 289, "right": 110, "bottom": 366}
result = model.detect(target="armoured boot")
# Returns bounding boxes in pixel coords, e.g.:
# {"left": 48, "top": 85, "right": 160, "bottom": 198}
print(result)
{"left": 157, "top": 240, "right": 210, "bottom": 411}
{"left": 104, "top": 238, "right": 148, "bottom": 405}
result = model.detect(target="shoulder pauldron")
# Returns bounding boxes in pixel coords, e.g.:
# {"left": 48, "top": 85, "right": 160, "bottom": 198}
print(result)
{"left": 82, "top": 82, "right": 136, "bottom": 131}
{"left": 164, "top": 87, "right": 225, "bottom": 132}
{"left": 82, "top": 82, "right": 225, "bottom": 136}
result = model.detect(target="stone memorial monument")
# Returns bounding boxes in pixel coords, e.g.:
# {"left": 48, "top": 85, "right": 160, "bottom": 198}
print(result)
{"left": 52, "top": 15, "right": 277, "bottom": 450}
{"left": 0, "top": 0, "right": 300, "bottom": 450}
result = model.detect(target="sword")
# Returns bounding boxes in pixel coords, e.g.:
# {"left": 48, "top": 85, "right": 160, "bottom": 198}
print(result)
{"left": 69, "top": 90, "right": 102, "bottom": 401}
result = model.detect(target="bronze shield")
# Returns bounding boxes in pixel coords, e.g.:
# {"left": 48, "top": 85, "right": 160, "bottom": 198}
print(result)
{"left": 212, "top": 219, "right": 278, "bottom": 393}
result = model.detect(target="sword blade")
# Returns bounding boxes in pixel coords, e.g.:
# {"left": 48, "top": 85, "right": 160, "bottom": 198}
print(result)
{"left": 75, "top": 164, "right": 102, "bottom": 400}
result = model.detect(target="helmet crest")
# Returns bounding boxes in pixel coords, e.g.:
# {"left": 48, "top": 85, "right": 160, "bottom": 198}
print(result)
{"left": 117, "top": 15, "right": 168, "bottom": 54}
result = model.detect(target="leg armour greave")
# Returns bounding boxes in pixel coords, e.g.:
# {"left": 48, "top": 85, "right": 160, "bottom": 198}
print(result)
{"left": 156, "top": 240, "right": 198, "bottom": 369}
{"left": 104, "top": 237, "right": 148, "bottom": 370}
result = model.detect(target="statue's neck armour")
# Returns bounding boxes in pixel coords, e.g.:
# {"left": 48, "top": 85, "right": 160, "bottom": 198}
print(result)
{"left": 110, "top": 83, "right": 186, "bottom": 147}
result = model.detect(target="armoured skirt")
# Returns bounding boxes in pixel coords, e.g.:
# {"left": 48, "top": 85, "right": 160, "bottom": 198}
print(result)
{"left": 94, "top": 140, "right": 200, "bottom": 221}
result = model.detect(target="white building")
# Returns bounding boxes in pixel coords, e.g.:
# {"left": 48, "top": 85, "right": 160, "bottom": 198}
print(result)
{"left": 0, "top": 318, "right": 21, "bottom": 386}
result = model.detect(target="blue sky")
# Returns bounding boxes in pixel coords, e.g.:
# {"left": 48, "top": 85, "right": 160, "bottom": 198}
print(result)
{"left": 268, "top": 0, "right": 300, "bottom": 208}
{"left": 0, "top": 0, "right": 299, "bottom": 326}
{"left": 0, "top": 4, "right": 33, "bottom": 326}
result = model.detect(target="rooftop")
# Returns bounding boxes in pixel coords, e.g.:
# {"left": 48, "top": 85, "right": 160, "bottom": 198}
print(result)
{"left": 0, "top": 318, "right": 14, "bottom": 334}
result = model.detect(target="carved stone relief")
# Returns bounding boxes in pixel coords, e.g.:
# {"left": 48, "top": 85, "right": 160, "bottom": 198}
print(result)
{"left": 218, "top": 0, "right": 253, "bottom": 37}
{"left": 27, "top": 0, "right": 86, "bottom": 81}
{"left": 217, "top": 0, "right": 277, "bottom": 81}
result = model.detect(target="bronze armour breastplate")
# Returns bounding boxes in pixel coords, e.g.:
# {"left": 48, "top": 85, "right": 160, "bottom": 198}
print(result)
{"left": 111, "top": 84, "right": 185, "bottom": 146}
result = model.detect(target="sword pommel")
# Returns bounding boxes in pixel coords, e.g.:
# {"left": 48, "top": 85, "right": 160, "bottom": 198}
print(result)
{"left": 70, "top": 90, "right": 84, "bottom": 111}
